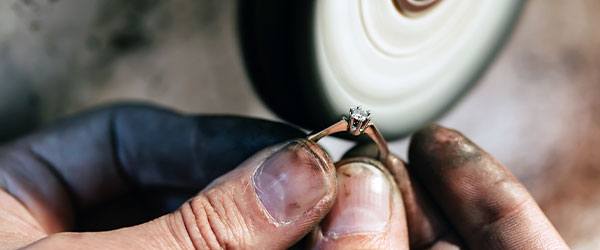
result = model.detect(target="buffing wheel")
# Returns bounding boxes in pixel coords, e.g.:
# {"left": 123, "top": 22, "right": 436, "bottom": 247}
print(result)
{"left": 240, "top": 0, "right": 523, "bottom": 139}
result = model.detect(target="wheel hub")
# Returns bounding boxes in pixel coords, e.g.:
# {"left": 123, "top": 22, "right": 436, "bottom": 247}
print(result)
{"left": 394, "top": 0, "right": 441, "bottom": 14}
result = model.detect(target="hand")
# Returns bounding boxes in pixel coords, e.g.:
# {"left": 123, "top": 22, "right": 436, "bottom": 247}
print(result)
{"left": 313, "top": 125, "right": 569, "bottom": 249}
{"left": 0, "top": 103, "right": 335, "bottom": 249}
{"left": 0, "top": 104, "right": 569, "bottom": 249}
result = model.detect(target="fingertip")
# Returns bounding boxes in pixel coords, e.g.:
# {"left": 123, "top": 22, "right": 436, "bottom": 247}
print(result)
{"left": 253, "top": 139, "right": 337, "bottom": 225}
{"left": 407, "top": 124, "right": 568, "bottom": 249}
{"left": 409, "top": 124, "right": 482, "bottom": 166}
{"left": 312, "top": 158, "right": 408, "bottom": 250}
{"left": 322, "top": 160, "right": 392, "bottom": 238}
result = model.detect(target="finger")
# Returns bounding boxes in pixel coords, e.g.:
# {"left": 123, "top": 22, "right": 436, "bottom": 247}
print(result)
{"left": 408, "top": 124, "right": 568, "bottom": 249}
{"left": 0, "top": 103, "right": 304, "bottom": 232}
{"left": 345, "top": 144, "right": 464, "bottom": 249}
{"left": 392, "top": 160, "right": 464, "bottom": 249}
{"left": 27, "top": 139, "right": 337, "bottom": 249}
{"left": 311, "top": 157, "right": 408, "bottom": 250}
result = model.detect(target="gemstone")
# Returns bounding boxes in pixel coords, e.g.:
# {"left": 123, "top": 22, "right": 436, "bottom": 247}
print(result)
{"left": 347, "top": 106, "right": 371, "bottom": 136}
{"left": 350, "top": 106, "right": 370, "bottom": 122}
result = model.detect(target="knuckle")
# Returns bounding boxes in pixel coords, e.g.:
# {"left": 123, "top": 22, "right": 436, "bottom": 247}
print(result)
{"left": 179, "top": 189, "right": 251, "bottom": 249}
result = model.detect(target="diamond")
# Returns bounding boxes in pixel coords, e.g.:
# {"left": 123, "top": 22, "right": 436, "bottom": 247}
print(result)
{"left": 350, "top": 106, "right": 370, "bottom": 122}
{"left": 346, "top": 106, "right": 371, "bottom": 136}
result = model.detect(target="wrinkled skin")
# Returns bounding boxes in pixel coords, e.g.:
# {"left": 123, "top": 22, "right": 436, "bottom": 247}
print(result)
{"left": 0, "top": 104, "right": 568, "bottom": 249}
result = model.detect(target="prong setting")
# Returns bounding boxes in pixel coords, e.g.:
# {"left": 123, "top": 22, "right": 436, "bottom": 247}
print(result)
{"left": 345, "top": 106, "right": 371, "bottom": 136}
{"left": 307, "top": 105, "right": 390, "bottom": 163}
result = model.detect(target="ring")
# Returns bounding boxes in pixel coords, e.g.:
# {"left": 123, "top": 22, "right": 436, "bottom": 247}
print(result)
{"left": 307, "top": 106, "right": 390, "bottom": 162}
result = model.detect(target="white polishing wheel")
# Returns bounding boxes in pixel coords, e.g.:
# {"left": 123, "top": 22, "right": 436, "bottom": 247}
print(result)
{"left": 241, "top": 0, "right": 523, "bottom": 139}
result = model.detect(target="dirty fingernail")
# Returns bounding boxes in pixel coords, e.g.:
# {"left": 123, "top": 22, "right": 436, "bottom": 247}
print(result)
{"left": 322, "top": 161, "right": 391, "bottom": 238}
{"left": 253, "top": 141, "right": 330, "bottom": 224}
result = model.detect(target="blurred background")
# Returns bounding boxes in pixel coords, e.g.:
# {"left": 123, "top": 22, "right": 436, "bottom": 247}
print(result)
{"left": 0, "top": 0, "right": 599, "bottom": 248}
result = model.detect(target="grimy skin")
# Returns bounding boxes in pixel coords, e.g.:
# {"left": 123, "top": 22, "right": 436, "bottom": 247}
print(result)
{"left": 0, "top": 104, "right": 568, "bottom": 249}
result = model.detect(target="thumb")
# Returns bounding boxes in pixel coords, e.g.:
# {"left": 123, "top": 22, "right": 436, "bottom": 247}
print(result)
{"left": 26, "top": 139, "right": 337, "bottom": 249}
{"left": 310, "top": 157, "right": 408, "bottom": 250}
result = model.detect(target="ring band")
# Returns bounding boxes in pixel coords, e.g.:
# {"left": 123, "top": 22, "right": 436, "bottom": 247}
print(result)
{"left": 307, "top": 106, "right": 390, "bottom": 162}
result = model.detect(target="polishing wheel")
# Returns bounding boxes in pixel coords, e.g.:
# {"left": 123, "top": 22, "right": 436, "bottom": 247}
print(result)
{"left": 240, "top": 0, "right": 524, "bottom": 139}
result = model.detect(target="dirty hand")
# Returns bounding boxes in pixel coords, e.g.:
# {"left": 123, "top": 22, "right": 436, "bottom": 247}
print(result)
{"left": 0, "top": 104, "right": 568, "bottom": 249}
{"left": 330, "top": 125, "right": 570, "bottom": 249}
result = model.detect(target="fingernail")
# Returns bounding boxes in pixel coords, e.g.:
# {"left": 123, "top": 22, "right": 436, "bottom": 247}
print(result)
{"left": 253, "top": 141, "right": 329, "bottom": 224}
{"left": 322, "top": 161, "right": 391, "bottom": 238}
